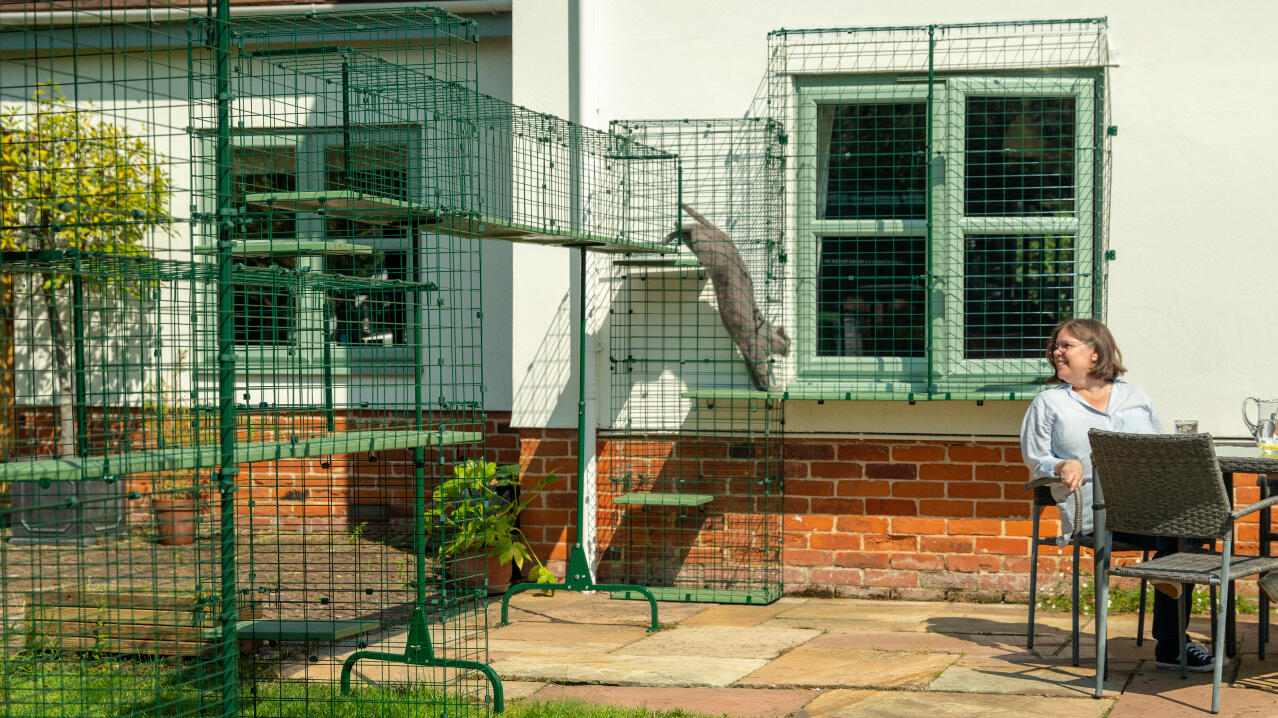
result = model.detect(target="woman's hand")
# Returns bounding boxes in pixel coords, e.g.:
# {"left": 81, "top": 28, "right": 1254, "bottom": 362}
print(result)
{"left": 1055, "top": 459, "right": 1084, "bottom": 491}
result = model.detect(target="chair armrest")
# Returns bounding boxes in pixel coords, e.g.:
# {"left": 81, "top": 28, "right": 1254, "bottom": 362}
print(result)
{"left": 1022, "top": 475, "right": 1060, "bottom": 490}
{"left": 1230, "top": 493, "right": 1278, "bottom": 521}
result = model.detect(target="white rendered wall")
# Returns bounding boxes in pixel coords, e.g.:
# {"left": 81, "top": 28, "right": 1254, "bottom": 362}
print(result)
{"left": 504, "top": 0, "right": 1278, "bottom": 439}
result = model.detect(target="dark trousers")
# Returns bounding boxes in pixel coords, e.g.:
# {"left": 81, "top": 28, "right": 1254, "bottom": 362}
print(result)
{"left": 1112, "top": 531, "right": 1198, "bottom": 653}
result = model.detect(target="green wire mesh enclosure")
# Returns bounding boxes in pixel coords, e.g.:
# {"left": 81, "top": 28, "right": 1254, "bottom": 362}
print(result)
{"left": 1, "top": 3, "right": 499, "bottom": 716}
{"left": 1, "top": 1, "right": 679, "bottom": 715}
{"left": 764, "top": 19, "right": 1111, "bottom": 400}
{"left": 601, "top": 119, "right": 786, "bottom": 604}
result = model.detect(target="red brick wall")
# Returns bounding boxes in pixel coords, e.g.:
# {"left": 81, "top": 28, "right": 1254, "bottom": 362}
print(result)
{"left": 512, "top": 428, "right": 1271, "bottom": 601}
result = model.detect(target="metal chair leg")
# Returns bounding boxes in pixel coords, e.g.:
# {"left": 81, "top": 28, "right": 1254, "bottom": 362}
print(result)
{"left": 1072, "top": 537, "right": 1081, "bottom": 667}
{"left": 1028, "top": 507, "right": 1041, "bottom": 650}
{"left": 1136, "top": 550, "right": 1148, "bottom": 647}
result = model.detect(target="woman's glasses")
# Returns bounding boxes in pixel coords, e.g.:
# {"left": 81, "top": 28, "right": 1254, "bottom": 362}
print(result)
{"left": 1051, "top": 341, "right": 1089, "bottom": 353}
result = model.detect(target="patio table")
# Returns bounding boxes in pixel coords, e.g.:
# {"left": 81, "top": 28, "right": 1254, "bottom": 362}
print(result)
{"left": 1212, "top": 442, "right": 1278, "bottom": 659}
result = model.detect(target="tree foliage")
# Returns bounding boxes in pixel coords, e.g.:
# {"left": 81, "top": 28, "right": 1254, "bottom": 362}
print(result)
{"left": 1, "top": 81, "right": 171, "bottom": 256}
{"left": 0, "top": 82, "right": 174, "bottom": 455}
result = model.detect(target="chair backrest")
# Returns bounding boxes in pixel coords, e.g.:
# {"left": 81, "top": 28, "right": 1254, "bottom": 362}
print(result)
{"left": 1088, "top": 429, "right": 1231, "bottom": 539}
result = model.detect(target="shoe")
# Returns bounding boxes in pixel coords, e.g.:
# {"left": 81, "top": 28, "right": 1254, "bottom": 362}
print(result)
{"left": 1260, "top": 572, "right": 1278, "bottom": 604}
{"left": 1155, "top": 642, "right": 1215, "bottom": 672}
{"left": 1151, "top": 581, "right": 1183, "bottom": 600}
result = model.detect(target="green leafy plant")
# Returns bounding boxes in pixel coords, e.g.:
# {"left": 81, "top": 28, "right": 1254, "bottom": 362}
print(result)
{"left": 425, "top": 460, "right": 557, "bottom": 586}
{"left": 1036, "top": 573, "right": 1257, "bottom": 615}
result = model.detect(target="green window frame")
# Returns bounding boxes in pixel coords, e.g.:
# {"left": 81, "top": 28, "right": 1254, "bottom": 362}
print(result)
{"left": 197, "top": 128, "right": 421, "bottom": 374}
{"left": 794, "top": 73, "right": 1100, "bottom": 395}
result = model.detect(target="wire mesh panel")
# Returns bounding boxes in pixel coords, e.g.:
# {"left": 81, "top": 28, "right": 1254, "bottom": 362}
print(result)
{"left": 2, "top": 2, "right": 499, "bottom": 717}
{"left": 763, "top": 19, "right": 1110, "bottom": 400}
{"left": 187, "top": 8, "right": 496, "bottom": 716}
{"left": 0, "top": 3, "right": 232, "bottom": 715}
{"left": 600, "top": 119, "right": 786, "bottom": 604}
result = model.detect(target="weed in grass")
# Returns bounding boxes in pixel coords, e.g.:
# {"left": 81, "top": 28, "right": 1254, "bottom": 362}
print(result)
{"left": 1037, "top": 573, "right": 1258, "bottom": 616}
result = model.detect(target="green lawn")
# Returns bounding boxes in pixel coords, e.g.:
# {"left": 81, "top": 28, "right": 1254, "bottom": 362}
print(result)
{"left": 0, "top": 661, "right": 716, "bottom": 718}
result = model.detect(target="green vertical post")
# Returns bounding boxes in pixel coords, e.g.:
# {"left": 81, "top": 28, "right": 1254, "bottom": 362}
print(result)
{"left": 924, "top": 24, "right": 935, "bottom": 395}
{"left": 1092, "top": 66, "right": 1105, "bottom": 318}
{"left": 323, "top": 299, "right": 335, "bottom": 432}
{"left": 574, "top": 246, "right": 588, "bottom": 577}
{"left": 212, "top": 0, "right": 240, "bottom": 715}
{"left": 70, "top": 258, "right": 88, "bottom": 457}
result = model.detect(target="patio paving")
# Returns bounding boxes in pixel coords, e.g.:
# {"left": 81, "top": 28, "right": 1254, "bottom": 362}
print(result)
{"left": 491, "top": 591, "right": 1278, "bottom": 716}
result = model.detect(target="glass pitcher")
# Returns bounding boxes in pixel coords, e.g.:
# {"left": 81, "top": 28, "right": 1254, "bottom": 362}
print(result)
{"left": 1241, "top": 397, "right": 1278, "bottom": 453}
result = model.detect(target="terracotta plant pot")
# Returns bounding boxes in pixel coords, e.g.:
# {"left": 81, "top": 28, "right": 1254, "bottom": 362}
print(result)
{"left": 485, "top": 553, "right": 512, "bottom": 594}
{"left": 456, "top": 552, "right": 512, "bottom": 594}
{"left": 152, "top": 496, "right": 197, "bottom": 546}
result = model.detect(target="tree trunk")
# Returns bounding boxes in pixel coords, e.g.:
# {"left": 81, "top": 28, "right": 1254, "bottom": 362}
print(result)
{"left": 40, "top": 277, "right": 76, "bottom": 458}
{"left": 0, "top": 271, "right": 13, "bottom": 461}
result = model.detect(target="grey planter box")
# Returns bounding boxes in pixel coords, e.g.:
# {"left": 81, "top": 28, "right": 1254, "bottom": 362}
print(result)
{"left": 9, "top": 479, "right": 125, "bottom": 545}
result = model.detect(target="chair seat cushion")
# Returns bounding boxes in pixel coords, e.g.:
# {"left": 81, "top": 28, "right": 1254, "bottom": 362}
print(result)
{"left": 1110, "top": 549, "right": 1278, "bottom": 584}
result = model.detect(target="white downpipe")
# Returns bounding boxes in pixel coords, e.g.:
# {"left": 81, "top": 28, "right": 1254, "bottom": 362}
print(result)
{"left": 0, "top": 1, "right": 510, "bottom": 27}
{"left": 570, "top": 0, "right": 600, "bottom": 580}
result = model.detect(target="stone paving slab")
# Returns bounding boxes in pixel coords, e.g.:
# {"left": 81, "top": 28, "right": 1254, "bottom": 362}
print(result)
{"left": 524, "top": 684, "right": 819, "bottom": 717}
{"left": 501, "top": 680, "right": 547, "bottom": 700}
{"left": 492, "top": 592, "right": 706, "bottom": 627}
{"left": 736, "top": 644, "right": 957, "bottom": 689}
{"left": 490, "top": 651, "right": 768, "bottom": 687}
{"left": 807, "top": 628, "right": 1065, "bottom": 659}
{"left": 795, "top": 688, "right": 1114, "bottom": 718}
{"left": 1232, "top": 651, "right": 1278, "bottom": 692}
{"left": 1106, "top": 663, "right": 1277, "bottom": 717}
{"left": 488, "top": 621, "right": 648, "bottom": 654}
{"left": 678, "top": 598, "right": 805, "bottom": 627}
{"left": 615, "top": 624, "right": 820, "bottom": 660}
{"left": 927, "top": 655, "right": 1130, "bottom": 698}
{"left": 771, "top": 598, "right": 943, "bottom": 628}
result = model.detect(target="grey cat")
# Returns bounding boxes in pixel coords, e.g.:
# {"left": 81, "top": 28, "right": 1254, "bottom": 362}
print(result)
{"left": 669, "top": 204, "right": 790, "bottom": 391}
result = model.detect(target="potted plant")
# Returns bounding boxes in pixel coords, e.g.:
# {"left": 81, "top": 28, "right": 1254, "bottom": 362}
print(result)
{"left": 141, "top": 350, "right": 212, "bottom": 546}
{"left": 151, "top": 469, "right": 203, "bottom": 546}
{"left": 426, "top": 460, "right": 557, "bottom": 594}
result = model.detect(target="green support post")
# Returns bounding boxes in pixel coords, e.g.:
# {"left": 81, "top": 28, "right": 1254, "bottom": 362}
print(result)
{"left": 500, "top": 247, "right": 660, "bottom": 633}
{"left": 337, "top": 220, "right": 505, "bottom": 712}
{"left": 213, "top": 1, "right": 241, "bottom": 715}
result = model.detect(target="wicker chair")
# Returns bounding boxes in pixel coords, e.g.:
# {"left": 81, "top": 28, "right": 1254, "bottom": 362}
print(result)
{"left": 1025, "top": 476, "right": 1149, "bottom": 666}
{"left": 1089, "top": 429, "right": 1278, "bottom": 714}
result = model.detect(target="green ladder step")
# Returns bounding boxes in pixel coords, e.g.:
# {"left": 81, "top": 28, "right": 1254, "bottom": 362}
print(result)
{"left": 207, "top": 619, "right": 378, "bottom": 641}
{"left": 610, "top": 587, "right": 781, "bottom": 605}
{"left": 192, "top": 240, "right": 373, "bottom": 256}
{"left": 612, "top": 493, "right": 713, "bottom": 507}
{"left": 0, "top": 429, "right": 483, "bottom": 483}
{"left": 433, "top": 213, "right": 675, "bottom": 255}
{"left": 244, "top": 190, "right": 440, "bottom": 225}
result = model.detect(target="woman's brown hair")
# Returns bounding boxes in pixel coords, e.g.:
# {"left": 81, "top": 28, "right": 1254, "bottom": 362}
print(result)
{"left": 1044, "top": 318, "right": 1127, "bottom": 384}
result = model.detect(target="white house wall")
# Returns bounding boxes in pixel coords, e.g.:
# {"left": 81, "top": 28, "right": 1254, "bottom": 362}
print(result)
{"left": 507, "top": 0, "right": 1278, "bottom": 438}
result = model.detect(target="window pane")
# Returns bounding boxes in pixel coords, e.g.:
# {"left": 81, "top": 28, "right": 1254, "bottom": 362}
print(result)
{"left": 965, "top": 97, "right": 1075, "bottom": 216}
{"left": 326, "top": 252, "right": 410, "bottom": 346}
{"left": 233, "top": 146, "right": 296, "bottom": 241}
{"left": 964, "top": 234, "right": 1075, "bottom": 358}
{"left": 234, "top": 255, "right": 297, "bottom": 346}
{"left": 324, "top": 143, "right": 410, "bottom": 346}
{"left": 816, "top": 236, "right": 926, "bottom": 358}
{"left": 326, "top": 143, "right": 409, "bottom": 198}
{"left": 819, "top": 103, "right": 926, "bottom": 219}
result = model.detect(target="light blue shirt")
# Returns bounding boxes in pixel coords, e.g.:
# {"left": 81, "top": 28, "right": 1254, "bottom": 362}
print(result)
{"left": 1019, "top": 381, "right": 1163, "bottom": 542}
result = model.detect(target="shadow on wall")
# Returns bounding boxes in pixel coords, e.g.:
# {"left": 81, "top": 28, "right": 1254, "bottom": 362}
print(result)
{"left": 593, "top": 435, "right": 782, "bottom": 594}
{"left": 511, "top": 286, "right": 574, "bottom": 428}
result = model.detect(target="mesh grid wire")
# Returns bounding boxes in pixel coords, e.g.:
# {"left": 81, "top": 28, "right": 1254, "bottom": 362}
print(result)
{"left": 756, "top": 19, "right": 1111, "bottom": 400}
{"left": 0, "top": 3, "right": 501, "bottom": 716}
{"left": 601, "top": 119, "right": 785, "bottom": 604}
{"left": 1, "top": 2, "right": 677, "bottom": 715}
